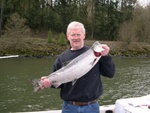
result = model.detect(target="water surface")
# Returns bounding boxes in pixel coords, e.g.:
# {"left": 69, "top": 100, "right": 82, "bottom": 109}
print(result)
{"left": 0, "top": 57, "right": 150, "bottom": 112}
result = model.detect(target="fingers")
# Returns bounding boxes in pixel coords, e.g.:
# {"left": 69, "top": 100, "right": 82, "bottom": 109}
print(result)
{"left": 101, "top": 44, "right": 110, "bottom": 56}
{"left": 40, "top": 76, "right": 51, "bottom": 90}
{"left": 41, "top": 76, "right": 46, "bottom": 80}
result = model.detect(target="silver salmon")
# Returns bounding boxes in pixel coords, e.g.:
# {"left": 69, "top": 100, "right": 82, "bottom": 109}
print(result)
{"left": 32, "top": 41, "right": 104, "bottom": 92}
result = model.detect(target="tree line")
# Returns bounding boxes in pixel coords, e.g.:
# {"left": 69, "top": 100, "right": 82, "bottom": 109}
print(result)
{"left": 1, "top": 0, "right": 149, "bottom": 43}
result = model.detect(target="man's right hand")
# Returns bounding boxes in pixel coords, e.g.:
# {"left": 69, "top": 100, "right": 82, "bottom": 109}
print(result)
{"left": 40, "top": 77, "right": 51, "bottom": 90}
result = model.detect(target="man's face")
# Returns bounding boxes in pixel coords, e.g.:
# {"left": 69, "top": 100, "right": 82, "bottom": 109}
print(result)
{"left": 67, "top": 28, "right": 85, "bottom": 50}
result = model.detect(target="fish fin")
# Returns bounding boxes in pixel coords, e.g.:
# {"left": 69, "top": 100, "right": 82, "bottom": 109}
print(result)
{"left": 92, "top": 58, "right": 97, "bottom": 65}
{"left": 72, "top": 79, "right": 77, "bottom": 86}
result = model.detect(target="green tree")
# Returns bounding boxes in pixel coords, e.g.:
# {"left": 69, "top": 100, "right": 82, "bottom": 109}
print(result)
{"left": 1, "top": 0, "right": 138, "bottom": 41}
{"left": 58, "top": 32, "right": 67, "bottom": 46}
{"left": 3, "top": 12, "right": 29, "bottom": 38}
{"left": 48, "top": 29, "right": 52, "bottom": 43}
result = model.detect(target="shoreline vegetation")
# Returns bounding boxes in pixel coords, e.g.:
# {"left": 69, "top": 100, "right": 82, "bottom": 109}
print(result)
{"left": 1, "top": 3, "right": 150, "bottom": 58}
{"left": 0, "top": 1, "right": 150, "bottom": 58}
{"left": 0, "top": 38, "right": 150, "bottom": 58}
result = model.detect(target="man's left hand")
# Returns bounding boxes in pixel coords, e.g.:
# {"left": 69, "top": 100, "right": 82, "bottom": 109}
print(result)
{"left": 101, "top": 44, "right": 110, "bottom": 56}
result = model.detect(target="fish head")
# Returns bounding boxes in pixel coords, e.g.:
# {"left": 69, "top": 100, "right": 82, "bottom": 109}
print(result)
{"left": 93, "top": 42, "right": 104, "bottom": 57}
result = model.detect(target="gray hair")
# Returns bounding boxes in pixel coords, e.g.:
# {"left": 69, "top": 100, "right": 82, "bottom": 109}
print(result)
{"left": 66, "top": 21, "right": 85, "bottom": 35}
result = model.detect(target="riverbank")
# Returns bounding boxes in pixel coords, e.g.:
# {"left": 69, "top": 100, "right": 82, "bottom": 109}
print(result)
{"left": 0, "top": 38, "right": 150, "bottom": 57}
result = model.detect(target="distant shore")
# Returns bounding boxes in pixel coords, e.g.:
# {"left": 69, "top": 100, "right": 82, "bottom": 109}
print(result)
{"left": 0, "top": 38, "right": 150, "bottom": 57}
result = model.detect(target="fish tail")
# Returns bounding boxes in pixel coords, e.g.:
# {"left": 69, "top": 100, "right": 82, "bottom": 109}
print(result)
{"left": 32, "top": 79, "right": 41, "bottom": 93}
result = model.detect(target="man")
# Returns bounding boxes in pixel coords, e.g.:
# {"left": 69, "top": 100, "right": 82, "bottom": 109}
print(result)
{"left": 41, "top": 21, "right": 115, "bottom": 113}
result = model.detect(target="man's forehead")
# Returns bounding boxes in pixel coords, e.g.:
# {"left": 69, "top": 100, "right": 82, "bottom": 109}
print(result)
{"left": 69, "top": 28, "right": 83, "bottom": 32}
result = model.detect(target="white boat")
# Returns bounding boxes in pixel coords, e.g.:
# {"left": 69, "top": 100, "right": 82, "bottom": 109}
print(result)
{"left": 0, "top": 55, "right": 19, "bottom": 59}
{"left": 15, "top": 105, "right": 115, "bottom": 113}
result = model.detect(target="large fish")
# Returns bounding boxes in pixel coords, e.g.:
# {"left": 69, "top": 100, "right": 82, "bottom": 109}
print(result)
{"left": 32, "top": 41, "right": 104, "bottom": 92}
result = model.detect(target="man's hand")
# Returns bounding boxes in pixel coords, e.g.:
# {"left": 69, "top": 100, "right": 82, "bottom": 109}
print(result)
{"left": 40, "top": 77, "right": 51, "bottom": 90}
{"left": 101, "top": 44, "right": 110, "bottom": 56}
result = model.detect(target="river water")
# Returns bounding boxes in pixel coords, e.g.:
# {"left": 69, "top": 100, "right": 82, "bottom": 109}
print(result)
{"left": 0, "top": 57, "right": 150, "bottom": 112}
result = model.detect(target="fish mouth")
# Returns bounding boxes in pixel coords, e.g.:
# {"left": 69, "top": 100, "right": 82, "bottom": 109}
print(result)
{"left": 93, "top": 42, "right": 104, "bottom": 57}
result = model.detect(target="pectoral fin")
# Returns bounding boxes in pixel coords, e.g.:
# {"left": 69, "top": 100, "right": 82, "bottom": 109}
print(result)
{"left": 91, "top": 58, "right": 97, "bottom": 65}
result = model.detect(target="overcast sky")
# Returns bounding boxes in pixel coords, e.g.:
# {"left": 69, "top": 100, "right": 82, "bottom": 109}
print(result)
{"left": 137, "top": 0, "right": 150, "bottom": 7}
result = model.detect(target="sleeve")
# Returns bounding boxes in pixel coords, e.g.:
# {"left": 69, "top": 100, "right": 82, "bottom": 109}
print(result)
{"left": 99, "top": 55, "right": 115, "bottom": 78}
